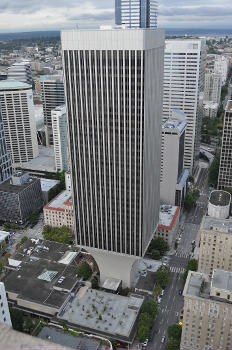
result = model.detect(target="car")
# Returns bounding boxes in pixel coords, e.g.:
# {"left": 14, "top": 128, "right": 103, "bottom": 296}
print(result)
{"left": 142, "top": 339, "right": 148, "bottom": 348}
{"left": 161, "top": 289, "right": 165, "bottom": 296}
{"left": 158, "top": 297, "right": 162, "bottom": 304}
{"left": 162, "top": 262, "right": 167, "bottom": 266}
{"left": 179, "top": 289, "right": 183, "bottom": 295}
{"left": 161, "top": 336, "right": 166, "bottom": 343}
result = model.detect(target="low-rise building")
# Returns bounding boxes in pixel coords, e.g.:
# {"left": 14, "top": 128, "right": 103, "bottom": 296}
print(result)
{"left": 0, "top": 171, "right": 43, "bottom": 225}
{"left": 43, "top": 190, "right": 74, "bottom": 231}
{"left": 208, "top": 190, "right": 231, "bottom": 219}
{"left": 4, "top": 239, "right": 81, "bottom": 317}
{"left": 155, "top": 205, "right": 180, "bottom": 248}
{"left": 181, "top": 270, "right": 232, "bottom": 350}
{"left": 203, "top": 101, "right": 218, "bottom": 118}
{"left": 58, "top": 287, "right": 144, "bottom": 344}
{"left": 40, "top": 178, "right": 60, "bottom": 204}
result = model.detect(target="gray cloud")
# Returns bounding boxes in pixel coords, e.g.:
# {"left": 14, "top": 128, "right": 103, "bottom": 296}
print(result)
{"left": 68, "top": 10, "right": 114, "bottom": 22}
{"left": 160, "top": 6, "right": 232, "bottom": 17}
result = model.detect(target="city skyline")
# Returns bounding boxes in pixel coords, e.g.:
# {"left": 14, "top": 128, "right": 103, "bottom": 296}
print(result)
{"left": 0, "top": 0, "right": 232, "bottom": 32}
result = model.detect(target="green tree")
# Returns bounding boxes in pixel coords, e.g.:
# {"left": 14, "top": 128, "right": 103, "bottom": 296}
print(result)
{"left": 29, "top": 211, "right": 40, "bottom": 223}
{"left": 208, "top": 152, "right": 220, "bottom": 187}
{"left": 141, "top": 299, "right": 158, "bottom": 319}
{"left": 10, "top": 308, "right": 24, "bottom": 332}
{"left": 150, "top": 237, "right": 169, "bottom": 255}
{"left": 156, "top": 266, "right": 171, "bottom": 288}
{"left": 20, "top": 236, "right": 28, "bottom": 245}
{"left": 138, "top": 312, "right": 153, "bottom": 329}
{"left": 153, "top": 285, "right": 162, "bottom": 300}
{"left": 168, "top": 324, "right": 182, "bottom": 341}
{"left": 165, "top": 339, "right": 180, "bottom": 350}
{"left": 91, "top": 277, "right": 99, "bottom": 289}
{"left": 151, "top": 249, "right": 161, "bottom": 260}
{"left": 183, "top": 259, "right": 198, "bottom": 282}
{"left": 138, "top": 325, "right": 150, "bottom": 342}
{"left": 184, "top": 192, "right": 195, "bottom": 210}
{"left": 23, "top": 316, "right": 35, "bottom": 334}
{"left": 43, "top": 225, "right": 72, "bottom": 244}
{"left": 120, "top": 287, "right": 132, "bottom": 296}
{"left": 77, "top": 262, "right": 92, "bottom": 280}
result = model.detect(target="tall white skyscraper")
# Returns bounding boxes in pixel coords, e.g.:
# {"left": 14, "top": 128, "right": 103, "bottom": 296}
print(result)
{"left": 40, "top": 74, "right": 65, "bottom": 146}
{"left": 8, "top": 62, "right": 32, "bottom": 85}
{"left": 62, "top": 28, "right": 165, "bottom": 286}
{"left": 163, "top": 40, "right": 206, "bottom": 173}
{"left": 0, "top": 282, "right": 11, "bottom": 327}
{"left": 52, "top": 105, "right": 68, "bottom": 172}
{"left": 115, "top": 0, "right": 158, "bottom": 28}
{"left": 0, "top": 80, "right": 39, "bottom": 164}
{"left": 214, "top": 55, "right": 230, "bottom": 84}
{"left": 204, "top": 71, "right": 222, "bottom": 104}
{"left": 0, "top": 108, "right": 12, "bottom": 184}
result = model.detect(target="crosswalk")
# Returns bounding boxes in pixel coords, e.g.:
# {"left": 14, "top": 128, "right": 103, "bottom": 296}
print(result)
{"left": 175, "top": 251, "right": 190, "bottom": 259}
{"left": 169, "top": 266, "right": 185, "bottom": 274}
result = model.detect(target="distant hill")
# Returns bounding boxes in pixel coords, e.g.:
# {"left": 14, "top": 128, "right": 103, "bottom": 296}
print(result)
{"left": 0, "top": 31, "right": 60, "bottom": 41}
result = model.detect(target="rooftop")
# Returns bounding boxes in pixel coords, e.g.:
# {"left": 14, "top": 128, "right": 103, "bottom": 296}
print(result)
{"left": 0, "top": 176, "right": 39, "bottom": 194}
{"left": 227, "top": 100, "right": 232, "bottom": 112}
{"left": 15, "top": 146, "right": 56, "bottom": 173}
{"left": 4, "top": 239, "right": 81, "bottom": 312}
{"left": 0, "top": 230, "right": 10, "bottom": 242}
{"left": 0, "top": 324, "right": 73, "bottom": 350}
{"left": 185, "top": 271, "right": 210, "bottom": 298}
{"left": 40, "top": 74, "right": 63, "bottom": 82}
{"left": 159, "top": 205, "right": 180, "bottom": 230}
{"left": 201, "top": 216, "right": 232, "bottom": 234}
{"left": 58, "top": 289, "right": 144, "bottom": 343}
{"left": 45, "top": 190, "right": 72, "bottom": 211}
{"left": 38, "top": 327, "right": 99, "bottom": 350}
{"left": 209, "top": 190, "right": 231, "bottom": 207}
{"left": 212, "top": 269, "right": 232, "bottom": 293}
{"left": 0, "top": 79, "right": 31, "bottom": 90}
{"left": 102, "top": 278, "right": 122, "bottom": 292}
{"left": 176, "top": 169, "right": 189, "bottom": 189}
{"left": 162, "top": 117, "right": 186, "bottom": 133}
{"left": 40, "top": 178, "right": 60, "bottom": 192}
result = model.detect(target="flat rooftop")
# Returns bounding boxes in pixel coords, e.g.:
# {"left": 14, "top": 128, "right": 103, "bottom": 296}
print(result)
{"left": 58, "top": 289, "right": 144, "bottom": 342}
{"left": 212, "top": 269, "right": 232, "bottom": 292}
{"left": 45, "top": 190, "right": 72, "bottom": 210}
{"left": 209, "top": 190, "right": 231, "bottom": 207}
{"left": 185, "top": 271, "right": 210, "bottom": 298}
{"left": 162, "top": 117, "right": 186, "bottom": 133}
{"left": 201, "top": 216, "right": 232, "bottom": 234}
{"left": 15, "top": 146, "right": 56, "bottom": 173}
{"left": 0, "top": 324, "right": 73, "bottom": 350}
{"left": 40, "top": 178, "right": 60, "bottom": 192}
{"left": 159, "top": 205, "right": 180, "bottom": 229}
{"left": 0, "top": 176, "right": 39, "bottom": 194}
{"left": 226, "top": 100, "right": 232, "bottom": 112}
{"left": 4, "top": 239, "right": 81, "bottom": 311}
{"left": 0, "top": 230, "right": 10, "bottom": 242}
{"left": 0, "top": 79, "right": 31, "bottom": 90}
{"left": 38, "top": 327, "right": 99, "bottom": 350}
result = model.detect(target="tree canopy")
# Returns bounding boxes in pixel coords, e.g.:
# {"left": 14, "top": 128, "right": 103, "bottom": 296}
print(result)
{"left": 208, "top": 152, "right": 220, "bottom": 187}
{"left": 77, "top": 262, "right": 92, "bottom": 280}
{"left": 151, "top": 249, "right": 161, "bottom": 260}
{"left": 168, "top": 325, "right": 182, "bottom": 341}
{"left": 149, "top": 237, "right": 169, "bottom": 255}
{"left": 141, "top": 299, "right": 158, "bottom": 319}
{"left": 43, "top": 225, "right": 72, "bottom": 244}
{"left": 156, "top": 265, "right": 171, "bottom": 288}
{"left": 183, "top": 259, "right": 198, "bottom": 282}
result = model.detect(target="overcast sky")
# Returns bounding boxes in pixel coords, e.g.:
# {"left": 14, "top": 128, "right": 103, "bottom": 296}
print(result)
{"left": 0, "top": 0, "right": 232, "bottom": 32}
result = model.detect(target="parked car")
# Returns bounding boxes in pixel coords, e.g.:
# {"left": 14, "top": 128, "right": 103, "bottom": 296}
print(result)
{"left": 158, "top": 297, "right": 162, "bottom": 304}
{"left": 179, "top": 289, "right": 183, "bottom": 295}
{"left": 161, "top": 289, "right": 165, "bottom": 296}
{"left": 161, "top": 336, "right": 166, "bottom": 343}
{"left": 142, "top": 338, "right": 149, "bottom": 348}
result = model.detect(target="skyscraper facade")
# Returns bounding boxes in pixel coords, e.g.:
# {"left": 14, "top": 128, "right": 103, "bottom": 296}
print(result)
{"left": 8, "top": 61, "right": 32, "bottom": 85}
{"left": 0, "top": 107, "right": 12, "bottom": 184}
{"left": 0, "top": 80, "right": 39, "bottom": 164}
{"left": 163, "top": 40, "right": 206, "bottom": 173}
{"left": 62, "top": 28, "right": 164, "bottom": 285}
{"left": 52, "top": 105, "right": 68, "bottom": 172}
{"left": 40, "top": 74, "right": 65, "bottom": 145}
{"left": 160, "top": 110, "right": 189, "bottom": 206}
{"left": 115, "top": 0, "right": 158, "bottom": 28}
{"left": 218, "top": 101, "right": 232, "bottom": 189}
{"left": 0, "top": 282, "right": 12, "bottom": 327}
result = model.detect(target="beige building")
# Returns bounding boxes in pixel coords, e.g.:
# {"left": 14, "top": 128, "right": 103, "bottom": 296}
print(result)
{"left": 198, "top": 216, "right": 232, "bottom": 275}
{"left": 155, "top": 205, "right": 180, "bottom": 248}
{"left": 181, "top": 270, "right": 232, "bottom": 350}
{"left": 43, "top": 190, "right": 74, "bottom": 231}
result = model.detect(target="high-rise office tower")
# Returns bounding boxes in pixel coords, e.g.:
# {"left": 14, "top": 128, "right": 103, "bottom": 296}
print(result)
{"left": 0, "top": 282, "right": 12, "bottom": 326}
{"left": 62, "top": 28, "right": 165, "bottom": 286}
{"left": 115, "top": 0, "right": 158, "bottom": 28}
{"left": 0, "top": 108, "right": 12, "bottom": 184}
{"left": 214, "top": 55, "right": 230, "bottom": 84}
{"left": 163, "top": 40, "right": 206, "bottom": 173}
{"left": 181, "top": 270, "right": 232, "bottom": 350}
{"left": 218, "top": 101, "right": 232, "bottom": 189}
{"left": 0, "top": 81, "right": 39, "bottom": 164}
{"left": 160, "top": 110, "right": 189, "bottom": 206}
{"left": 40, "top": 74, "right": 65, "bottom": 145}
{"left": 52, "top": 105, "right": 68, "bottom": 172}
{"left": 8, "top": 62, "right": 32, "bottom": 85}
{"left": 204, "top": 71, "right": 222, "bottom": 105}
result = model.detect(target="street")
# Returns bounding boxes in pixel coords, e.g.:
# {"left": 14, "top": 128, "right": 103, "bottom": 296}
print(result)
{"left": 147, "top": 167, "right": 209, "bottom": 350}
